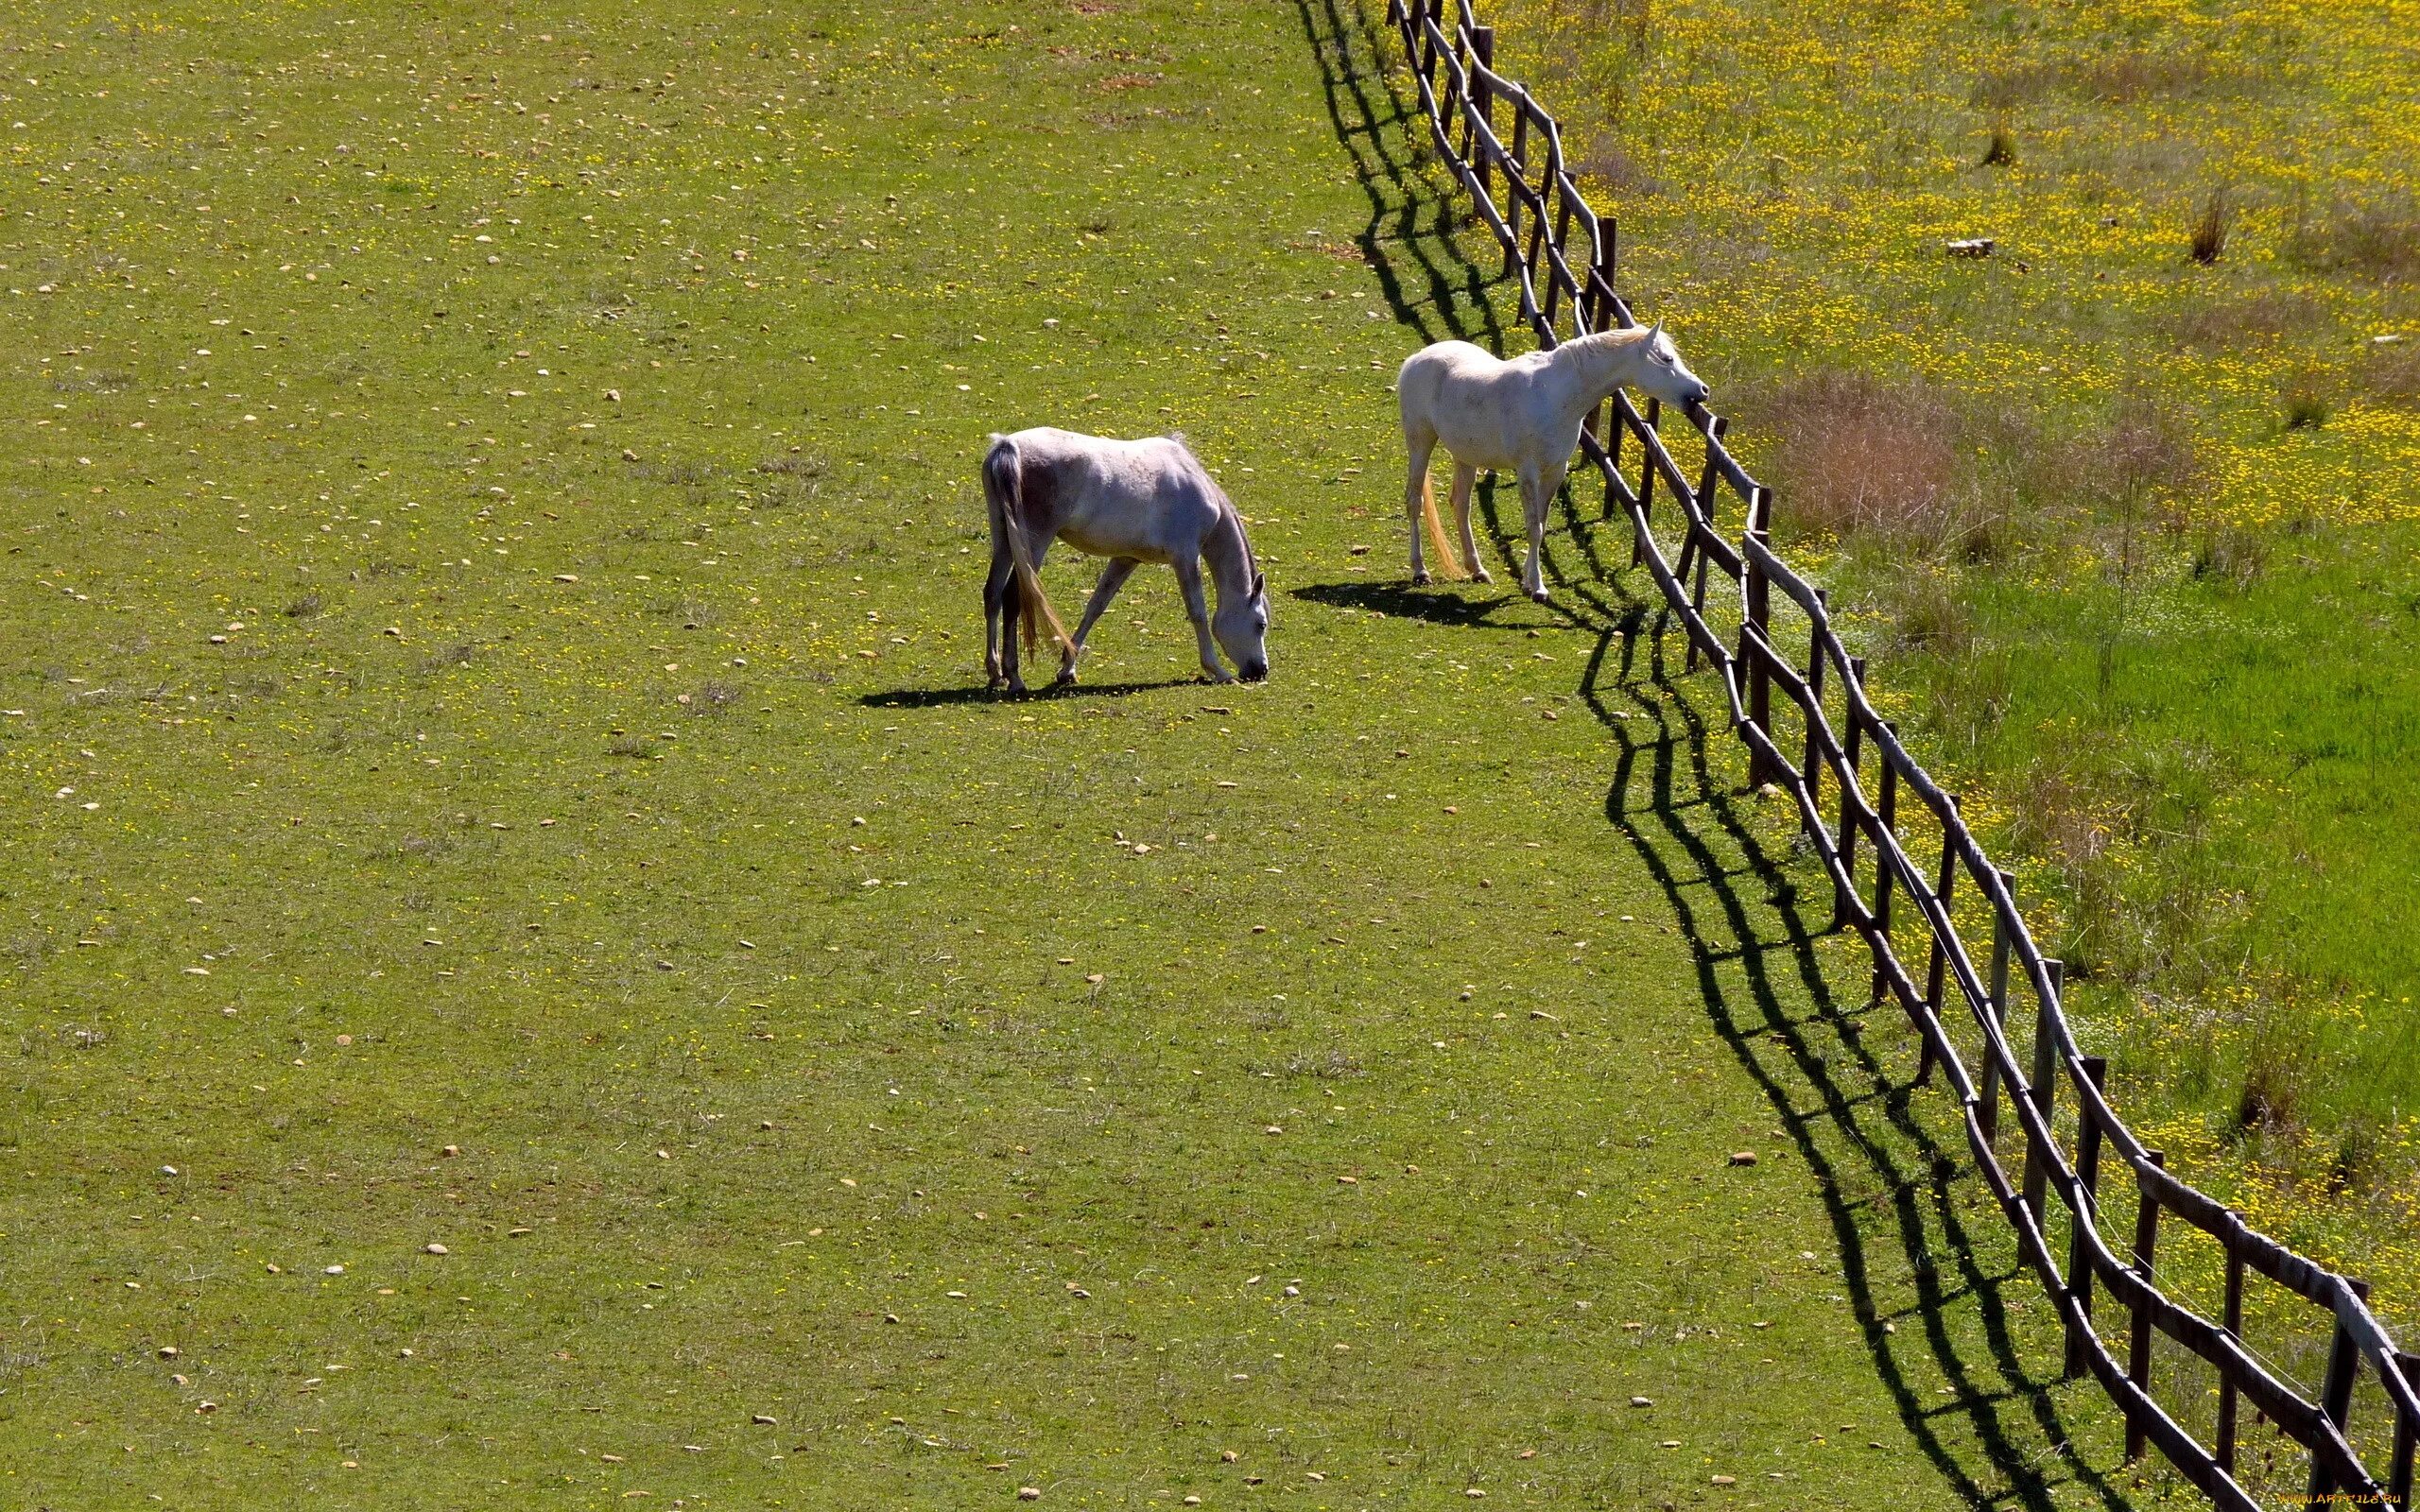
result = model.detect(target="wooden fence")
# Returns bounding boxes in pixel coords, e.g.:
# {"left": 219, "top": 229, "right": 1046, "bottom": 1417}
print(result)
{"left": 1379, "top": 0, "right": 2419, "bottom": 1504}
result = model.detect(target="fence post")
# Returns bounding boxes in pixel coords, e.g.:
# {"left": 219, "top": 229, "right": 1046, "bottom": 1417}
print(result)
{"left": 2217, "top": 1213, "right": 2245, "bottom": 1474}
{"left": 1587, "top": 209, "right": 1616, "bottom": 333}
{"left": 1979, "top": 869, "right": 2015, "bottom": 1143}
{"left": 1630, "top": 398, "right": 1660, "bottom": 568}
{"left": 2308, "top": 1277, "right": 2371, "bottom": 1501}
{"left": 1544, "top": 191, "right": 1574, "bottom": 330}
{"left": 2125, "top": 1150, "right": 2165, "bottom": 1464}
{"left": 2065, "top": 1057, "right": 2108, "bottom": 1379}
{"left": 1833, "top": 661, "right": 1867, "bottom": 929}
{"left": 1803, "top": 589, "right": 1828, "bottom": 811}
{"left": 1503, "top": 108, "right": 1529, "bottom": 280}
{"left": 1582, "top": 219, "right": 1623, "bottom": 462}
{"left": 1524, "top": 145, "right": 1556, "bottom": 308}
{"left": 2022, "top": 957, "right": 2064, "bottom": 1220}
{"left": 1917, "top": 795, "right": 1959, "bottom": 1087}
{"left": 1869, "top": 733, "right": 1898, "bottom": 1005}
{"left": 1417, "top": 0, "right": 1442, "bottom": 95}
{"left": 1469, "top": 27, "right": 1495, "bottom": 199}
{"left": 2390, "top": 1349, "right": 2416, "bottom": 1511}
{"left": 1672, "top": 421, "right": 1721, "bottom": 617}
{"left": 1745, "top": 486, "right": 1777, "bottom": 786}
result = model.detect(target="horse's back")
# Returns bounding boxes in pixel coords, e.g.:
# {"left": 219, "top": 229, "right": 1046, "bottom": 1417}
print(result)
{"left": 1005, "top": 427, "right": 1221, "bottom": 562}
{"left": 1398, "top": 339, "right": 1526, "bottom": 424}
{"left": 1399, "top": 340, "right": 1549, "bottom": 469}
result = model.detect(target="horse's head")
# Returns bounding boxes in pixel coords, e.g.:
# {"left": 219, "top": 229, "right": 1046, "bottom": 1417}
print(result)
{"left": 1637, "top": 319, "right": 1710, "bottom": 408}
{"left": 1216, "top": 569, "right": 1271, "bottom": 682}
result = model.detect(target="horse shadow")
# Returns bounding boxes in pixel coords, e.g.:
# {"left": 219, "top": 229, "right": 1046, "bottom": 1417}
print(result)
{"left": 857, "top": 676, "right": 1212, "bottom": 710}
{"left": 1297, "top": 0, "right": 2132, "bottom": 1505}
{"left": 1288, "top": 577, "right": 1530, "bottom": 629}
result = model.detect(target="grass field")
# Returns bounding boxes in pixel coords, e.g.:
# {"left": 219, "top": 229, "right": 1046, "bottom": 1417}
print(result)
{"left": 0, "top": 0, "right": 2197, "bottom": 1505}
{"left": 1483, "top": 0, "right": 2420, "bottom": 1295}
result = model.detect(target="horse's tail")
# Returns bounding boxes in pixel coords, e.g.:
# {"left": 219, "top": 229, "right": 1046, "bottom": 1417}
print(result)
{"left": 982, "top": 434, "right": 1072, "bottom": 658}
{"left": 1420, "top": 468, "right": 1470, "bottom": 581}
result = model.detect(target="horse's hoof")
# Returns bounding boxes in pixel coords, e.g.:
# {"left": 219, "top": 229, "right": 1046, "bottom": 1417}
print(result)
{"left": 1006, "top": 679, "right": 1028, "bottom": 696}
{"left": 1411, "top": 570, "right": 1432, "bottom": 587}
{"left": 1473, "top": 569, "right": 1494, "bottom": 584}
{"left": 1051, "top": 669, "right": 1079, "bottom": 689}
{"left": 1530, "top": 589, "right": 1551, "bottom": 604}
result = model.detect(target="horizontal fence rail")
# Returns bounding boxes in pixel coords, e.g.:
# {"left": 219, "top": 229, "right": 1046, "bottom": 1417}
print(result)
{"left": 1379, "top": 1, "right": 2417, "bottom": 1504}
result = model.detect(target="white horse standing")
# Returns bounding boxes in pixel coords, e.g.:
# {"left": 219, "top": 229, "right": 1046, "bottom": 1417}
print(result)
{"left": 981, "top": 427, "right": 1270, "bottom": 694}
{"left": 1396, "top": 321, "right": 1709, "bottom": 600}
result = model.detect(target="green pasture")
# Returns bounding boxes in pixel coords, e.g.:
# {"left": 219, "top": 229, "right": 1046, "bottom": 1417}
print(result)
{"left": 1484, "top": 0, "right": 2420, "bottom": 1287}
{"left": 0, "top": 0, "right": 2192, "bottom": 1505}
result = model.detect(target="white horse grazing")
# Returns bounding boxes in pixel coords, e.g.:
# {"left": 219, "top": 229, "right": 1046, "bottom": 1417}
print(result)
{"left": 981, "top": 428, "right": 1270, "bottom": 694}
{"left": 1396, "top": 321, "right": 1709, "bottom": 600}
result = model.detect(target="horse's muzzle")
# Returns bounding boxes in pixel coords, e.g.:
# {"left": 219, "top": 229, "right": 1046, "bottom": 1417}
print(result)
{"left": 1239, "top": 661, "right": 1270, "bottom": 682}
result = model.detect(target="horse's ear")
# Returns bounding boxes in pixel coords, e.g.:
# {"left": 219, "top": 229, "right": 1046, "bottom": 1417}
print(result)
{"left": 1650, "top": 317, "right": 1665, "bottom": 342}
{"left": 1252, "top": 570, "right": 1267, "bottom": 600}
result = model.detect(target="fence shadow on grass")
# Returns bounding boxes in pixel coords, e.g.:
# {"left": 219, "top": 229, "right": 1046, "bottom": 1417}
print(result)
{"left": 1299, "top": 0, "right": 2132, "bottom": 1504}
{"left": 1590, "top": 620, "right": 2135, "bottom": 1512}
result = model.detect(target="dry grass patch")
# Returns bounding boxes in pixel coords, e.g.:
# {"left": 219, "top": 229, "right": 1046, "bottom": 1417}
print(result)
{"left": 1757, "top": 372, "right": 1964, "bottom": 542}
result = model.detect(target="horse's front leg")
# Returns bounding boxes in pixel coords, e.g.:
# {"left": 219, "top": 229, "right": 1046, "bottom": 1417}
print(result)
{"left": 1174, "top": 560, "right": 1233, "bottom": 684}
{"left": 1060, "top": 556, "right": 1139, "bottom": 688}
{"left": 1403, "top": 429, "right": 1437, "bottom": 585}
{"left": 1450, "top": 462, "right": 1489, "bottom": 583}
{"left": 1519, "top": 463, "right": 1561, "bottom": 603}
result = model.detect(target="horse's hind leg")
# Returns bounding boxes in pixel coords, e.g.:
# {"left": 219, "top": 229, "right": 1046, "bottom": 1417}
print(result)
{"left": 1174, "top": 559, "right": 1233, "bottom": 684}
{"left": 1402, "top": 428, "right": 1437, "bottom": 585}
{"left": 982, "top": 541, "right": 1016, "bottom": 689}
{"left": 997, "top": 562, "right": 1028, "bottom": 695}
{"left": 1450, "top": 462, "right": 1489, "bottom": 583}
{"left": 1061, "top": 557, "right": 1140, "bottom": 688}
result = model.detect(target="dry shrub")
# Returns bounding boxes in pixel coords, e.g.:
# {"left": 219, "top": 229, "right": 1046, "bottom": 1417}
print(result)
{"left": 2189, "top": 189, "right": 2230, "bottom": 265}
{"left": 2002, "top": 739, "right": 2233, "bottom": 988}
{"left": 1971, "top": 64, "right": 2057, "bottom": 112}
{"left": 2279, "top": 369, "right": 2335, "bottom": 429}
{"left": 2072, "top": 51, "right": 2214, "bottom": 102}
{"left": 2004, "top": 762, "right": 2113, "bottom": 881}
{"left": 2161, "top": 291, "right": 2325, "bottom": 349}
{"left": 2191, "top": 525, "right": 2268, "bottom": 592}
{"left": 1574, "top": 130, "right": 1661, "bottom": 197}
{"left": 1762, "top": 372, "right": 1962, "bottom": 541}
{"left": 2237, "top": 1054, "right": 2302, "bottom": 1135}
{"left": 2027, "top": 400, "right": 2201, "bottom": 513}
{"left": 2097, "top": 401, "right": 2202, "bottom": 503}
{"left": 1879, "top": 571, "right": 1973, "bottom": 656}
{"left": 1972, "top": 51, "right": 2213, "bottom": 110}
{"left": 1551, "top": 0, "right": 1651, "bottom": 51}
{"left": 2361, "top": 339, "right": 2420, "bottom": 406}
{"left": 2294, "top": 195, "right": 2420, "bottom": 282}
